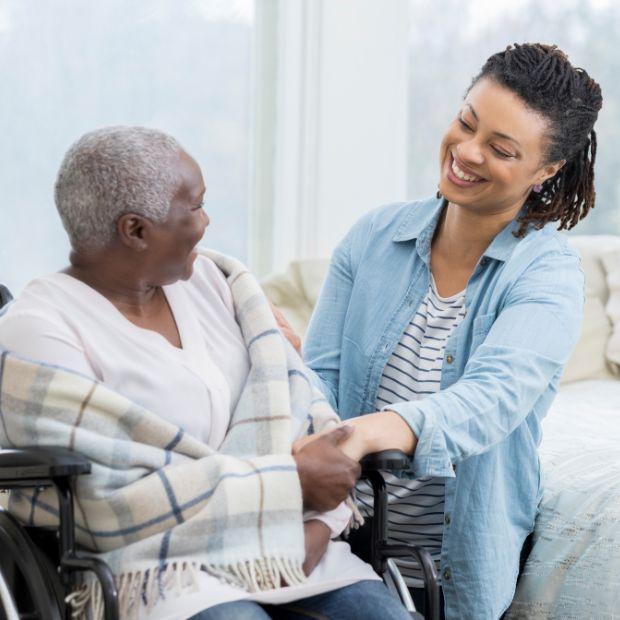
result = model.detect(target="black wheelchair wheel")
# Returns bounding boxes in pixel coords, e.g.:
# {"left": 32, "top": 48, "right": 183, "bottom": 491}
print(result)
{"left": 0, "top": 509, "right": 64, "bottom": 620}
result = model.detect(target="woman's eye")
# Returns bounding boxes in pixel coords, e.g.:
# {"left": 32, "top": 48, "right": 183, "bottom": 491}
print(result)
{"left": 491, "top": 147, "right": 514, "bottom": 159}
{"left": 458, "top": 117, "right": 473, "bottom": 132}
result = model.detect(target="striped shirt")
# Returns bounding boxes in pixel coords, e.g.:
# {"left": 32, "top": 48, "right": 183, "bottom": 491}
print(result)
{"left": 357, "top": 277, "right": 466, "bottom": 586}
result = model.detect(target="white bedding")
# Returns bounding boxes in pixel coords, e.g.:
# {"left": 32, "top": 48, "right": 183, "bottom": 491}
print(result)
{"left": 507, "top": 380, "right": 620, "bottom": 619}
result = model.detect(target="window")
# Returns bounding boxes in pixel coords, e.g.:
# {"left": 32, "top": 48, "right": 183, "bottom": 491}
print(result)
{"left": 0, "top": 0, "right": 254, "bottom": 294}
{"left": 408, "top": 0, "right": 619, "bottom": 234}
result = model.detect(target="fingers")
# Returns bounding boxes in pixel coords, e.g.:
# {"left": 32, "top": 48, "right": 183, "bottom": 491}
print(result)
{"left": 323, "top": 424, "right": 354, "bottom": 445}
{"left": 269, "top": 301, "right": 287, "bottom": 326}
{"left": 270, "top": 302, "right": 302, "bottom": 354}
{"left": 292, "top": 435, "right": 316, "bottom": 453}
{"left": 284, "top": 329, "right": 302, "bottom": 353}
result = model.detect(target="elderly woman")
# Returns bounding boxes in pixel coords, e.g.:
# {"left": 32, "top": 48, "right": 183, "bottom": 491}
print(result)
{"left": 0, "top": 127, "right": 411, "bottom": 620}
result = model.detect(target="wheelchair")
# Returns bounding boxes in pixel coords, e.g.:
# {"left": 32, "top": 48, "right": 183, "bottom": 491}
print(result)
{"left": 0, "top": 286, "right": 440, "bottom": 620}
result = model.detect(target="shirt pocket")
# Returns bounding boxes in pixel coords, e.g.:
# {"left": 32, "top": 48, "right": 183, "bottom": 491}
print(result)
{"left": 470, "top": 312, "right": 496, "bottom": 352}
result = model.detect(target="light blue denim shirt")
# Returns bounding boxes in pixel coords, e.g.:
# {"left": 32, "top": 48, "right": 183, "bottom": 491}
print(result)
{"left": 303, "top": 196, "right": 584, "bottom": 619}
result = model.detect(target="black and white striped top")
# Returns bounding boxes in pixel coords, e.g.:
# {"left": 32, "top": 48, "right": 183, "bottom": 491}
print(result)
{"left": 357, "top": 278, "right": 466, "bottom": 587}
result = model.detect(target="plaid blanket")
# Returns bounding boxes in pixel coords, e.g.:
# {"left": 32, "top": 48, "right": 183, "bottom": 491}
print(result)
{"left": 0, "top": 251, "right": 354, "bottom": 618}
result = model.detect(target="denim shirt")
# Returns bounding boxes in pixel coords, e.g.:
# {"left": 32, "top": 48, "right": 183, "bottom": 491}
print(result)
{"left": 303, "top": 197, "right": 584, "bottom": 619}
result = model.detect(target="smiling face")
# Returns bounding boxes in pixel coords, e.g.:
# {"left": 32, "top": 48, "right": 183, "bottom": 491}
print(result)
{"left": 438, "top": 77, "right": 563, "bottom": 216}
{"left": 142, "top": 150, "right": 209, "bottom": 284}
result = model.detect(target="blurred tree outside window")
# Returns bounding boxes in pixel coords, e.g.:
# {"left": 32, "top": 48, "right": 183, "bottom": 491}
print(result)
{"left": 0, "top": 0, "right": 254, "bottom": 294}
{"left": 408, "top": 0, "right": 619, "bottom": 235}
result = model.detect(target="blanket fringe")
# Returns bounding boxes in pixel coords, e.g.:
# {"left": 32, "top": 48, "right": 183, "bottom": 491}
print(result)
{"left": 65, "top": 557, "right": 307, "bottom": 619}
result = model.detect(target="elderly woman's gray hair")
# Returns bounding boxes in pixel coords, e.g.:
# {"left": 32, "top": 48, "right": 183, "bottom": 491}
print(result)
{"left": 55, "top": 126, "right": 183, "bottom": 249}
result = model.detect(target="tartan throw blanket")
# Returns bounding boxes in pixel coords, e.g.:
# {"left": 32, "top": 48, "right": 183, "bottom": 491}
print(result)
{"left": 0, "top": 250, "right": 356, "bottom": 619}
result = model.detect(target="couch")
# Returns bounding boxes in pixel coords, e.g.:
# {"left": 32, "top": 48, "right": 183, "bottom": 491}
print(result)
{"left": 262, "top": 234, "right": 620, "bottom": 618}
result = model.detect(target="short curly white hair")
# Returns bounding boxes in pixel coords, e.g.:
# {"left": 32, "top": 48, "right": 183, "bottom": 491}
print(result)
{"left": 55, "top": 126, "right": 183, "bottom": 249}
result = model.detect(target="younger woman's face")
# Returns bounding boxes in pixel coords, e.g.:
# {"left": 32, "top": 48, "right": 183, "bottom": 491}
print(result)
{"left": 437, "top": 77, "right": 562, "bottom": 216}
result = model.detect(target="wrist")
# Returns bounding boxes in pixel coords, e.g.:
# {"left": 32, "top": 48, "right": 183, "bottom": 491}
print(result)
{"left": 356, "top": 414, "right": 382, "bottom": 455}
{"left": 305, "top": 518, "right": 331, "bottom": 539}
{"left": 382, "top": 410, "right": 416, "bottom": 454}
{"left": 358, "top": 410, "right": 416, "bottom": 455}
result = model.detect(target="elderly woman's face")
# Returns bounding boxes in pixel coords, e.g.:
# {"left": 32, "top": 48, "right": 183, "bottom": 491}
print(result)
{"left": 437, "top": 77, "right": 560, "bottom": 215}
{"left": 146, "top": 151, "right": 208, "bottom": 284}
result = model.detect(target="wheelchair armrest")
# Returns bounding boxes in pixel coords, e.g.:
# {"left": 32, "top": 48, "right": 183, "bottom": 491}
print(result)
{"left": 0, "top": 447, "right": 91, "bottom": 486}
{"left": 361, "top": 449, "right": 410, "bottom": 474}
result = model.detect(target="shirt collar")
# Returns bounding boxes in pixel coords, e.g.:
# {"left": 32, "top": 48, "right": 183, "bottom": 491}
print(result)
{"left": 392, "top": 196, "right": 526, "bottom": 264}
{"left": 392, "top": 196, "right": 444, "bottom": 244}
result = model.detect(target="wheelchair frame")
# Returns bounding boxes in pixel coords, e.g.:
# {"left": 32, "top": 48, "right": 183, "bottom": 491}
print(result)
{"left": 0, "top": 447, "right": 440, "bottom": 620}
{"left": 0, "top": 448, "right": 119, "bottom": 620}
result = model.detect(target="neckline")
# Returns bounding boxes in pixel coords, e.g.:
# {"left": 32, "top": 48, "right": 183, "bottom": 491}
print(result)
{"left": 429, "top": 274, "right": 465, "bottom": 304}
{"left": 51, "top": 272, "right": 188, "bottom": 352}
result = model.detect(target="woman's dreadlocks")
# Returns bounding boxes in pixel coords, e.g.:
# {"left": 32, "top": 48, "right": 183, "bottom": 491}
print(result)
{"left": 470, "top": 43, "right": 603, "bottom": 236}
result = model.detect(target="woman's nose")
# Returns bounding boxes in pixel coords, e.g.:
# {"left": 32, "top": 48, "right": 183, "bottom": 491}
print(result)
{"left": 456, "top": 140, "right": 484, "bottom": 166}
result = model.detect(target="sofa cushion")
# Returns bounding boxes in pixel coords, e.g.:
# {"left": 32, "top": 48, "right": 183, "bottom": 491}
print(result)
{"left": 560, "top": 235, "right": 620, "bottom": 383}
{"left": 560, "top": 295, "right": 615, "bottom": 384}
{"left": 567, "top": 235, "right": 620, "bottom": 303}
{"left": 261, "top": 259, "right": 329, "bottom": 337}
{"left": 603, "top": 250, "right": 620, "bottom": 373}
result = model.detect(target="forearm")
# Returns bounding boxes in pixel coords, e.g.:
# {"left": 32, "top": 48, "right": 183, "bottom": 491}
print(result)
{"left": 341, "top": 412, "right": 417, "bottom": 461}
{"left": 302, "top": 520, "right": 331, "bottom": 576}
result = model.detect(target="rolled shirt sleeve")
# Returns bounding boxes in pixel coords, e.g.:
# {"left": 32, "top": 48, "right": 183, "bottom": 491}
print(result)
{"left": 384, "top": 250, "right": 585, "bottom": 478}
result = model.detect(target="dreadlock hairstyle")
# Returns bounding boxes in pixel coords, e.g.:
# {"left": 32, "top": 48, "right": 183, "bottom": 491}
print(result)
{"left": 469, "top": 43, "right": 603, "bottom": 237}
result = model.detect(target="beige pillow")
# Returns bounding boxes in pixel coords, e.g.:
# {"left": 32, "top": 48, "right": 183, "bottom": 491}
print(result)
{"left": 261, "top": 259, "right": 329, "bottom": 337}
{"left": 567, "top": 235, "right": 620, "bottom": 304}
{"left": 603, "top": 250, "right": 620, "bottom": 373}
{"left": 560, "top": 295, "right": 615, "bottom": 383}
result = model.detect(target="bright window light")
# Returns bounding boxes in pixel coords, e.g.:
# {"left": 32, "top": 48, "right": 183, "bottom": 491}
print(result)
{"left": 0, "top": 0, "right": 254, "bottom": 294}
{"left": 408, "top": 0, "right": 619, "bottom": 234}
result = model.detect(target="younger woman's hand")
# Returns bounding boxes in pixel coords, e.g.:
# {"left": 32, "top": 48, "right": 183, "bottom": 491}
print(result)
{"left": 269, "top": 302, "right": 302, "bottom": 356}
{"left": 294, "top": 412, "right": 417, "bottom": 462}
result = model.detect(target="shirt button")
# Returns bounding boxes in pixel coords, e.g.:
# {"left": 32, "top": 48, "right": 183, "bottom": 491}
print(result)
{"left": 446, "top": 354, "right": 454, "bottom": 364}
{"left": 443, "top": 568, "right": 451, "bottom": 581}
{"left": 444, "top": 514, "right": 451, "bottom": 525}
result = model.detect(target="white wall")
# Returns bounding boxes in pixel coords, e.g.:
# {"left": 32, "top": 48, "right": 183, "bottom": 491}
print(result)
{"left": 256, "top": 0, "right": 410, "bottom": 274}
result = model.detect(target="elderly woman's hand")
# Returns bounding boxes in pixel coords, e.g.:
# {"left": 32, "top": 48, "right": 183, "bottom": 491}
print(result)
{"left": 302, "top": 520, "right": 331, "bottom": 576}
{"left": 293, "top": 426, "right": 361, "bottom": 512}
{"left": 270, "top": 302, "right": 302, "bottom": 356}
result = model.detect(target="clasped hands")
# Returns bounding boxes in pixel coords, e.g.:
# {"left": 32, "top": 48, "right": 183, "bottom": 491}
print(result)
{"left": 292, "top": 412, "right": 417, "bottom": 576}
{"left": 272, "top": 304, "right": 417, "bottom": 574}
{"left": 293, "top": 412, "right": 417, "bottom": 512}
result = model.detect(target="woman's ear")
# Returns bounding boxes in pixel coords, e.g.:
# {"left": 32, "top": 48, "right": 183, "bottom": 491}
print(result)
{"left": 536, "top": 159, "right": 566, "bottom": 185}
{"left": 117, "top": 214, "right": 150, "bottom": 252}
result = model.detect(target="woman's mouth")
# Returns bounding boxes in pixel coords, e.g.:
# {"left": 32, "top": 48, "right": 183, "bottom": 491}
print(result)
{"left": 447, "top": 155, "right": 487, "bottom": 187}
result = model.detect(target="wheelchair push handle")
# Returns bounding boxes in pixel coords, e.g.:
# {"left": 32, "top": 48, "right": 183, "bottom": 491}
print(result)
{"left": 0, "top": 447, "right": 91, "bottom": 486}
{"left": 361, "top": 449, "right": 410, "bottom": 474}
